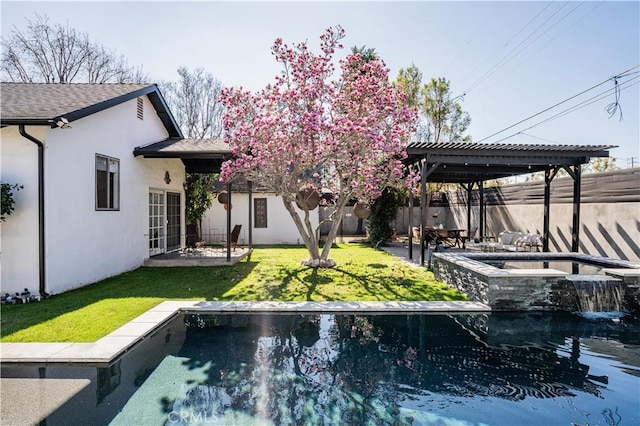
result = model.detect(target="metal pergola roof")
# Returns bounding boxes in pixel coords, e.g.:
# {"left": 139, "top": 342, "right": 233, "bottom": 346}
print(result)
{"left": 405, "top": 142, "right": 616, "bottom": 183}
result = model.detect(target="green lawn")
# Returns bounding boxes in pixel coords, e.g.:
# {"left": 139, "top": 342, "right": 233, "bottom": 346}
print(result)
{"left": 0, "top": 244, "right": 465, "bottom": 343}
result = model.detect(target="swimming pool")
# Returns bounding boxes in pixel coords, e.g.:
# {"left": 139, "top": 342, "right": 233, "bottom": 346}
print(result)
{"left": 3, "top": 311, "right": 638, "bottom": 425}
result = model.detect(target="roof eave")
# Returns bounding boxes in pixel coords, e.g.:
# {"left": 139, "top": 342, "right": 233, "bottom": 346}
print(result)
{"left": 52, "top": 85, "right": 183, "bottom": 139}
{"left": 0, "top": 119, "right": 53, "bottom": 127}
{"left": 134, "top": 151, "right": 230, "bottom": 159}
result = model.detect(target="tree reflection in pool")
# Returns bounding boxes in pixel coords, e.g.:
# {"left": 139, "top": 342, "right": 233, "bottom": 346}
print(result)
{"left": 110, "top": 312, "right": 640, "bottom": 426}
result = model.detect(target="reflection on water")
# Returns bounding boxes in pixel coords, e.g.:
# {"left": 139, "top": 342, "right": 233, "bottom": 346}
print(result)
{"left": 110, "top": 312, "right": 640, "bottom": 426}
{"left": 4, "top": 312, "right": 637, "bottom": 425}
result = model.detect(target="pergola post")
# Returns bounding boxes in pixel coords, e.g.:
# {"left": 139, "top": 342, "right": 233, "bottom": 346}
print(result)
{"left": 226, "top": 182, "right": 232, "bottom": 262}
{"left": 543, "top": 169, "right": 551, "bottom": 252}
{"left": 419, "top": 160, "right": 428, "bottom": 266}
{"left": 466, "top": 184, "right": 472, "bottom": 238}
{"left": 248, "top": 180, "right": 253, "bottom": 251}
{"left": 408, "top": 192, "right": 414, "bottom": 259}
{"left": 417, "top": 160, "right": 442, "bottom": 266}
{"left": 565, "top": 165, "right": 582, "bottom": 253}
{"left": 479, "top": 181, "right": 485, "bottom": 240}
{"left": 543, "top": 167, "right": 560, "bottom": 252}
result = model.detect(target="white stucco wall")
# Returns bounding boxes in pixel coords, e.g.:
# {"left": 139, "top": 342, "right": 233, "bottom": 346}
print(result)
{"left": 1, "top": 95, "right": 185, "bottom": 296}
{"left": 447, "top": 201, "right": 640, "bottom": 262}
{"left": 0, "top": 126, "right": 44, "bottom": 294}
{"left": 201, "top": 193, "right": 318, "bottom": 245}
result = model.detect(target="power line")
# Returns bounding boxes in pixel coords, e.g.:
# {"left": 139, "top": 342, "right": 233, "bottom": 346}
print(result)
{"left": 474, "top": 65, "right": 640, "bottom": 144}
{"left": 493, "top": 77, "right": 639, "bottom": 143}
{"left": 458, "top": 2, "right": 554, "bottom": 92}
{"left": 467, "top": 1, "right": 603, "bottom": 101}
{"left": 518, "top": 133, "right": 561, "bottom": 144}
{"left": 463, "top": 2, "right": 582, "bottom": 96}
{"left": 491, "top": 75, "right": 640, "bottom": 143}
{"left": 443, "top": 3, "right": 503, "bottom": 70}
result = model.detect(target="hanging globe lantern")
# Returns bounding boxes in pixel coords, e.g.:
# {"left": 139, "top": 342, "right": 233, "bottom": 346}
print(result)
{"left": 353, "top": 202, "right": 371, "bottom": 219}
{"left": 223, "top": 202, "right": 232, "bottom": 211}
{"left": 217, "top": 191, "right": 228, "bottom": 204}
{"left": 295, "top": 187, "right": 320, "bottom": 210}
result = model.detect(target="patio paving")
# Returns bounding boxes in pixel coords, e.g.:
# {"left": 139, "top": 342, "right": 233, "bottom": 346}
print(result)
{"left": 143, "top": 246, "right": 252, "bottom": 266}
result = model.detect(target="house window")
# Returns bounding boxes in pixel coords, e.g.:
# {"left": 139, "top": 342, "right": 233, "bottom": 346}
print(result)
{"left": 254, "top": 198, "right": 267, "bottom": 228}
{"left": 96, "top": 154, "right": 119, "bottom": 210}
{"left": 137, "top": 97, "right": 144, "bottom": 120}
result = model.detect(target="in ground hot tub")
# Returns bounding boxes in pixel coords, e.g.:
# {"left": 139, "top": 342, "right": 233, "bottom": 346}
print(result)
{"left": 431, "top": 252, "right": 640, "bottom": 315}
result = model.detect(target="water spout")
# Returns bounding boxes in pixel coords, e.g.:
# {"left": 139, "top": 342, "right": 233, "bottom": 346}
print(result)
{"left": 572, "top": 276, "right": 624, "bottom": 319}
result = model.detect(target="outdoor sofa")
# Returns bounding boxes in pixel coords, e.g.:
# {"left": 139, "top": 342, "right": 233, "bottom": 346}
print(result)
{"left": 468, "top": 231, "right": 542, "bottom": 252}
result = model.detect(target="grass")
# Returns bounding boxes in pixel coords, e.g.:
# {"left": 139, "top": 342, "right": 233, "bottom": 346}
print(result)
{"left": 0, "top": 243, "right": 465, "bottom": 343}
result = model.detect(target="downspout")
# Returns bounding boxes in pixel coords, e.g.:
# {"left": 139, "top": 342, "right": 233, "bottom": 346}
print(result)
{"left": 18, "top": 125, "right": 48, "bottom": 297}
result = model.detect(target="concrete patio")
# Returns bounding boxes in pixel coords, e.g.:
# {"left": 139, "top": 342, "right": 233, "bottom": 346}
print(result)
{"left": 143, "top": 246, "right": 252, "bottom": 266}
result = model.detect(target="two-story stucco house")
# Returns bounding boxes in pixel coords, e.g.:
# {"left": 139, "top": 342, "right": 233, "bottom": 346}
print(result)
{"left": 1, "top": 83, "right": 190, "bottom": 297}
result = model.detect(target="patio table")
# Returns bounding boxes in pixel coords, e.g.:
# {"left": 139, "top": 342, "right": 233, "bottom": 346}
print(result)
{"left": 425, "top": 228, "right": 466, "bottom": 248}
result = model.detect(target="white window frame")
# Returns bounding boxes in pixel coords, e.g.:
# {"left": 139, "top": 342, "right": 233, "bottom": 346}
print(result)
{"left": 148, "top": 189, "right": 165, "bottom": 255}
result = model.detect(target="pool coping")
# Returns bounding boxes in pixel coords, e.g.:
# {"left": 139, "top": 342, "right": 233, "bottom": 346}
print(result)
{"left": 0, "top": 300, "right": 490, "bottom": 364}
{"left": 433, "top": 251, "right": 640, "bottom": 278}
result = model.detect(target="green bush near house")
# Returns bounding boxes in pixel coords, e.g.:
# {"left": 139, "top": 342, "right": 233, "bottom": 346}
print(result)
{"left": 0, "top": 244, "right": 465, "bottom": 343}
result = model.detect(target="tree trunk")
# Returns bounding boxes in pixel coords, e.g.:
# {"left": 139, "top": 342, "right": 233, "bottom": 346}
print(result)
{"left": 280, "top": 193, "right": 350, "bottom": 268}
{"left": 281, "top": 195, "right": 320, "bottom": 260}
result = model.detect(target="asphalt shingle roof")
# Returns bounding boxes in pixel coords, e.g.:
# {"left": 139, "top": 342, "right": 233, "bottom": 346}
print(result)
{"left": 0, "top": 82, "right": 182, "bottom": 138}
{"left": 1, "top": 83, "right": 149, "bottom": 121}
{"left": 134, "top": 138, "right": 230, "bottom": 156}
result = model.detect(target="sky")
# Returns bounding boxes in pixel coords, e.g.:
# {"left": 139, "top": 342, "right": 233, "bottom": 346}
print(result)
{"left": 2, "top": 1, "right": 639, "bottom": 166}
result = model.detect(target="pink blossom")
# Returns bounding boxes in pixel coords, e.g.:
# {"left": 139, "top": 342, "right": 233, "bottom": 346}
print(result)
{"left": 220, "top": 26, "right": 418, "bottom": 263}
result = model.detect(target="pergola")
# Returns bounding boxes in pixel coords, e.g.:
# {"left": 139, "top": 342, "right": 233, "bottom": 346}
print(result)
{"left": 404, "top": 142, "right": 616, "bottom": 265}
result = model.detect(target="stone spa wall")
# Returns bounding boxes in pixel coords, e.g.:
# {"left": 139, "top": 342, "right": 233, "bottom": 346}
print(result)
{"left": 431, "top": 252, "right": 640, "bottom": 314}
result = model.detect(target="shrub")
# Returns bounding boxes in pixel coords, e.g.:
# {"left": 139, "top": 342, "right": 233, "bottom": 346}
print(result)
{"left": 368, "top": 187, "right": 404, "bottom": 246}
{"left": 1, "top": 183, "right": 23, "bottom": 221}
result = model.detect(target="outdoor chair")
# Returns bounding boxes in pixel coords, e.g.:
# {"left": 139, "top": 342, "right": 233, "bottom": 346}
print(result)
{"left": 222, "top": 224, "right": 242, "bottom": 251}
{"left": 461, "top": 226, "right": 478, "bottom": 247}
{"left": 184, "top": 225, "right": 205, "bottom": 255}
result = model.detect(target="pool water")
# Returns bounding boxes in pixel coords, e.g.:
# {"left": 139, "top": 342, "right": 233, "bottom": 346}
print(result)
{"left": 5, "top": 312, "right": 639, "bottom": 425}
{"left": 487, "top": 260, "right": 606, "bottom": 274}
{"left": 115, "top": 312, "right": 639, "bottom": 426}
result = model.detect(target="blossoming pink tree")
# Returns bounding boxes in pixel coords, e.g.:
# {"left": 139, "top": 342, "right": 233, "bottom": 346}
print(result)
{"left": 220, "top": 26, "right": 417, "bottom": 267}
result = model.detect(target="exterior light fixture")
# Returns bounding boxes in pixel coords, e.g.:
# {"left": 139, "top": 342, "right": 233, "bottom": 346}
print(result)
{"left": 55, "top": 117, "right": 71, "bottom": 128}
{"left": 164, "top": 171, "right": 171, "bottom": 184}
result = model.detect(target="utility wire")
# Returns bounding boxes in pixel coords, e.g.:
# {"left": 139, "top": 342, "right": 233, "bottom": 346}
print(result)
{"left": 527, "top": 77, "right": 638, "bottom": 129}
{"left": 475, "top": 65, "right": 640, "bottom": 144}
{"left": 444, "top": 3, "right": 502, "bottom": 70}
{"left": 458, "top": 2, "right": 554, "bottom": 92}
{"left": 463, "top": 2, "right": 578, "bottom": 96}
{"left": 467, "top": 1, "right": 601, "bottom": 100}
{"left": 518, "top": 133, "right": 561, "bottom": 144}
{"left": 493, "top": 78, "right": 639, "bottom": 143}
{"left": 605, "top": 77, "right": 624, "bottom": 121}
{"left": 491, "top": 76, "right": 639, "bottom": 143}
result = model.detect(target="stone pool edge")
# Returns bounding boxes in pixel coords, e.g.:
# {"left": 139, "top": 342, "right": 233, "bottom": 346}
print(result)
{"left": 0, "top": 300, "right": 490, "bottom": 364}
